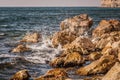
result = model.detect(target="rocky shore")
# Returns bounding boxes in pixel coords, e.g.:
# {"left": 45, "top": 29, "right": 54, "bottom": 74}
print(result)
{"left": 10, "top": 14, "right": 120, "bottom": 80}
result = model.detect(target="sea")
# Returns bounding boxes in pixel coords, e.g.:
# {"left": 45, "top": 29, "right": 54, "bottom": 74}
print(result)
{"left": 0, "top": 7, "right": 120, "bottom": 80}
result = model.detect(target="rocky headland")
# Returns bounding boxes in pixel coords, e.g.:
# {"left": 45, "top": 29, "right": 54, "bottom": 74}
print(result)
{"left": 10, "top": 14, "right": 120, "bottom": 80}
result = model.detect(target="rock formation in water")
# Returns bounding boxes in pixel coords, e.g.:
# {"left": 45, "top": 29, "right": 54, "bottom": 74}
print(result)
{"left": 101, "top": 0, "right": 120, "bottom": 7}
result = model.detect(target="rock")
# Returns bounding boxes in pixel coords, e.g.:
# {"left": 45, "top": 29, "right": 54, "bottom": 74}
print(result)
{"left": 35, "top": 68, "right": 68, "bottom": 80}
{"left": 93, "top": 31, "right": 120, "bottom": 49}
{"left": 50, "top": 52, "right": 84, "bottom": 68}
{"left": 63, "top": 52, "right": 84, "bottom": 67}
{"left": 76, "top": 55, "right": 116, "bottom": 76}
{"left": 60, "top": 14, "right": 93, "bottom": 34}
{"left": 118, "top": 53, "right": 120, "bottom": 61}
{"left": 102, "top": 62, "right": 120, "bottom": 80}
{"left": 50, "top": 57, "right": 65, "bottom": 68}
{"left": 10, "top": 69, "right": 30, "bottom": 80}
{"left": 52, "top": 14, "right": 93, "bottom": 47}
{"left": 64, "top": 37, "right": 95, "bottom": 54}
{"left": 51, "top": 30, "right": 77, "bottom": 47}
{"left": 11, "top": 44, "right": 30, "bottom": 53}
{"left": 21, "top": 32, "right": 41, "bottom": 43}
{"left": 86, "top": 52, "right": 102, "bottom": 61}
{"left": 92, "top": 20, "right": 120, "bottom": 38}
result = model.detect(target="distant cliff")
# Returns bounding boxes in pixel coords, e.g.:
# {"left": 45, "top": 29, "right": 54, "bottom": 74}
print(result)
{"left": 101, "top": 0, "right": 120, "bottom": 7}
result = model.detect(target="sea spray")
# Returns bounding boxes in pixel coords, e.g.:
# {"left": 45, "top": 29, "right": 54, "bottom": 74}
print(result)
{"left": 25, "top": 35, "right": 63, "bottom": 64}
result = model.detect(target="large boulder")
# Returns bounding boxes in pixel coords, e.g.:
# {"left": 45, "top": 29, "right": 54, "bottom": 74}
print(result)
{"left": 10, "top": 69, "right": 30, "bottom": 80}
{"left": 93, "top": 31, "right": 120, "bottom": 49}
{"left": 50, "top": 52, "right": 84, "bottom": 68}
{"left": 92, "top": 20, "right": 120, "bottom": 38}
{"left": 63, "top": 37, "right": 95, "bottom": 54}
{"left": 52, "top": 14, "right": 93, "bottom": 47}
{"left": 102, "top": 62, "right": 120, "bottom": 80}
{"left": 76, "top": 55, "right": 116, "bottom": 76}
{"left": 60, "top": 14, "right": 93, "bottom": 33}
{"left": 35, "top": 68, "right": 68, "bottom": 80}
{"left": 51, "top": 30, "right": 77, "bottom": 47}
{"left": 11, "top": 44, "right": 30, "bottom": 53}
{"left": 21, "top": 32, "right": 41, "bottom": 43}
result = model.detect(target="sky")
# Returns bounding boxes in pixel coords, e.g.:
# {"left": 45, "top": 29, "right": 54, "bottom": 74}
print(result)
{"left": 0, "top": 0, "right": 100, "bottom": 7}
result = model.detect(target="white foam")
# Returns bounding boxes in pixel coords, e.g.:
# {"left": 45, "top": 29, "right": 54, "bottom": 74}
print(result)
{"left": 25, "top": 36, "right": 63, "bottom": 64}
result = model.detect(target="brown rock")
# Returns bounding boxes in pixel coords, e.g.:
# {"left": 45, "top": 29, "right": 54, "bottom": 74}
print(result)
{"left": 35, "top": 68, "right": 68, "bottom": 80}
{"left": 92, "top": 20, "right": 120, "bottom": 37}
{"left": 52, "top": 14, "right": 93, "bottom": 47}
{"left": 60, "top": 14, "right": 93, "bottom": 33}
{"left": 10, "top": 69, "right": 30, "bottom": 80}
{"left": 86, "top": 52, "right": 102, "bottom": 61}
{"left": 63, "top": 52, "right": 84, "bottom": 67}
{"left": 51, "top": 30, "right": 77, "bottom": 47}
{"left": 93, "top": 31, "right": 120, "bottom": 49}
{"left": 64, "top": 37, "right": 95, "bottom": 54}
{"left": 50, "top": 52, "right": 84, "bottom": 68}
{"left": 76, "top": 55, "right": 116, "bottom": 76}
{"left": 102, "top": 62, "right": 120, "bottom": 80}
{"left": 21, "top": 32, "right": 41, "bottom": 43}
{"left": 11, "top": 44, "right": 30, "bottom": 53}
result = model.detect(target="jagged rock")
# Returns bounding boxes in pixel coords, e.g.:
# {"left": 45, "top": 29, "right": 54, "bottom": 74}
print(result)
{"left": 51, "top": 30, "right": 77, "bottom": 47}
{"left": 84, "top": 75, "right": 103, "bottom": 80}
{"left": 11, "top": 44, "right": 30, "bottom": 53}
{"left": 35, "top": 68, "right": 68, "bottom": 80}
{"left": 92, "top": 20, "right": 120, "bottom": 38}
{"left": 76, "top": 55, "right": 116, "bottom": 76}
{"left": 50, "top": 52, "right": 84, "bottom": 68}
{"left": 60, "top": 14, "right": 93, "bottom": 33}
{"left": 63, "top": 52, "right": 84, "bottom": 67}
{"left": 52, "top": 14, "right": 93, "bottom": 47}
{"left": 10, "top": 69, "right": 30, "bottom": 80}
{"left": 118, "top": 52, "right": 120, "bottom": 61}
{"left": 85, "top": 52, "right": 102, "bottom": 61}
{"left": 64, "top": 37, "right": 95, "bottom": 54}
{"left": 102, "top": 62, "right": 120, "bottom": 80}
{"left": 93, "top": 31, "right": 120, "bottom": 49}
{"left": 21, "top": 32, "right": 41, "bottom": 43}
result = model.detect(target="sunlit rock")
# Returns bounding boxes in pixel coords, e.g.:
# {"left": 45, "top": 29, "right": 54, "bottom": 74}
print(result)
{"left": 76, "top": 55, "right": 116, "bottom": 76}
{"left": 92, "top": 20, "right": 120, "bottom": 37}
{"left": 21, "top": 32, "right": 41, "bottom": 43}
{"left": 51, "top": 30, "right": 77, "bottom": 47}
{"left": 64, "top": 37, "right": 95, "bottom": 54}
{"left": 52, "top": 14, "right": 93, "bottom": 47}
{"left": 60, "top": 14, "right": 93, "bottom": 34}
{"left": 10, "top": 69, "right": 30, "bottom": 80}
{"left": 50, "top": 52, "right": 84, "bottom": 68}
{"left": 85, "top": 52, "right": 102, "bottom": 61}
{"left": 35, "top": 68, "right": 68, "bottom": 80}
{"left": 102, "top": 62, "right": 120, "bottom": 80}
{"left": 11, "top": 44, "right": 30, "bottom": 53}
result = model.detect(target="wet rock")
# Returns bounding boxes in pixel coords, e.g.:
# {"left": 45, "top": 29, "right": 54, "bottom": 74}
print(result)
{"left": 92, "top": 20, "right": 120, "bottom": 38}
{"left": 50, "top": 52, "right": 84, "bottom": 68}
{"left": 60, "top": 14, "right": 93, "bottom": 33}
{"left": 50, "top": 57, "right": 65, "bottom": 68}
{"left": 102, "top": 62, "right": 120, "bottom": 80}
{"left": 51, "top": 30, "right": 77, "bottom": 47}
{"left": 10, "top": 69, "right": 30, "bottom": 80}
{"left": 64, "top": 37, "right": 95, "bottom": 54}
{"left": 35, "top": 68, "right": 68, "bottom": 80}
{"left": 21, "top": 32, "right": 41, "bottom": 43}
{"left": 76, "top": 55, "right": 116, "bottom": 76}
{"left": 11, "top": 44, "right": 30, "bottom": 53}
{"left": 52, "top": 14, "right": 93, "bottom": 47}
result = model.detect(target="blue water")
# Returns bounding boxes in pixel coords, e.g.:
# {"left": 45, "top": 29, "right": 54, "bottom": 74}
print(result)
{"left": 0, "top": 7, "right": 120, "bottom": 80}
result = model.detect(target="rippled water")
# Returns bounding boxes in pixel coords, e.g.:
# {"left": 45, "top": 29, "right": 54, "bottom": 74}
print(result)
{"left": 0, "top": 7, "right": 120, "bottom": 80}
